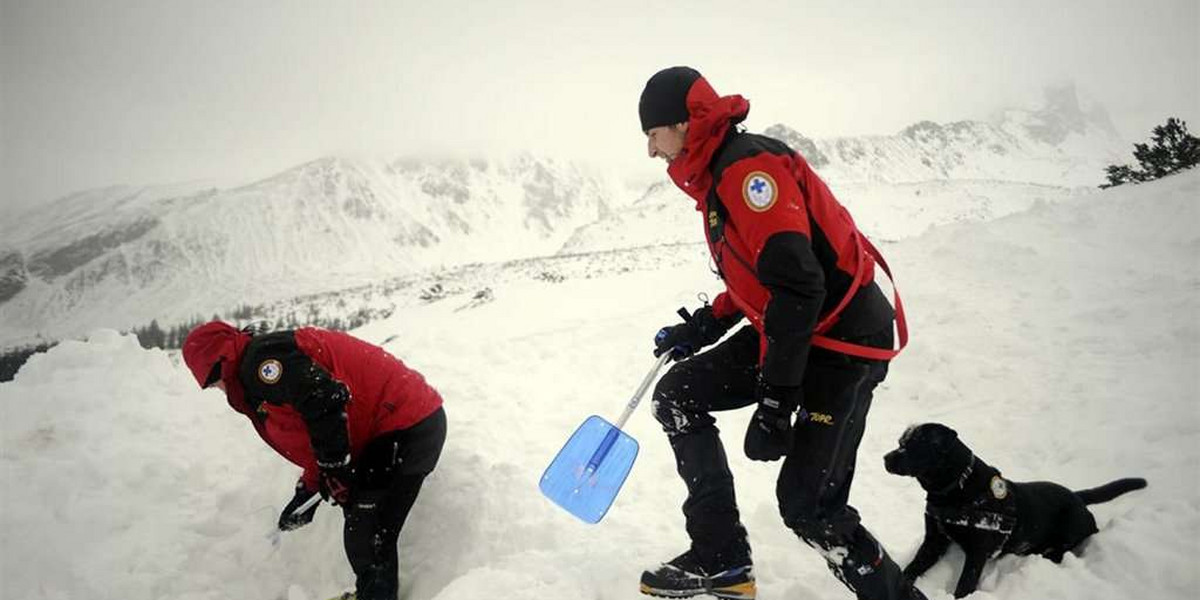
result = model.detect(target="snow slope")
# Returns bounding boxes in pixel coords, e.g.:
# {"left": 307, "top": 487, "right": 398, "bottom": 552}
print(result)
{"left": 2, "top": 171, "right": 1197, "bottom": 600}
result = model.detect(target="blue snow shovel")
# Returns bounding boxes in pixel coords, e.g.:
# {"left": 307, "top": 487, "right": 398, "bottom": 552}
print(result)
{"left": 540, "top": 351, "right": 672, "bottom": 524}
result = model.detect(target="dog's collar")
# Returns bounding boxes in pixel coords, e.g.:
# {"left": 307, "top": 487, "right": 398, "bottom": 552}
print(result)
{"left": 933, "top": 452, "right": 976, "bottom": 495}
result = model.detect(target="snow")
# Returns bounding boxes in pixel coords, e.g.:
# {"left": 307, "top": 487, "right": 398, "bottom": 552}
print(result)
{"left": 2, "top": 170, "right": 1198, "bottom": 600}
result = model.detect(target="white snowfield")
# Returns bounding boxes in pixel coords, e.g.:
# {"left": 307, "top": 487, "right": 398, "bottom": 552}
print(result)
{"left": 2, "top": 171, "right": 1197, "bottom": 600}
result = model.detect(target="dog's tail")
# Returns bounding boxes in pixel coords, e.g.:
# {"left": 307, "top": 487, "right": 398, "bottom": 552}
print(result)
{"left": 1075, "top": 478, "right": 1147, "bottom": 505}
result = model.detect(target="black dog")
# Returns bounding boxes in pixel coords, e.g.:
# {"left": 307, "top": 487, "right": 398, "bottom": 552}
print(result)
{"left": 883, "top": 423, "right": 1146, "bottom": 598}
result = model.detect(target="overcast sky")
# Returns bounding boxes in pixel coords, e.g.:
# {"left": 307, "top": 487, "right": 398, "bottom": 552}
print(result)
{"left": 2, "top": 0, "right": 1197, "bottom": 216}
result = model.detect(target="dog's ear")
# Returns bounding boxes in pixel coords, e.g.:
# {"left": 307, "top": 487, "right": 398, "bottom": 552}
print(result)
{"left": 899, "top": 424, "right": 921, "bottom": 445}
{"left": 928, "top": 423, "right": 959, "bottom": 444}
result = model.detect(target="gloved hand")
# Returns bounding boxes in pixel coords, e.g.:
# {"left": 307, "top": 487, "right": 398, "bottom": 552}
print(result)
{"left": 653, "top": 305, "right": 737, "bottom": 360}
{"left": 744, "top": 381, "right": 801, "bottom": 461}
{"left": 318, "top": 460, "right": 354, "bottom": 506}
{"left": 278, "top": 480, "right": 320, "bottom": 531}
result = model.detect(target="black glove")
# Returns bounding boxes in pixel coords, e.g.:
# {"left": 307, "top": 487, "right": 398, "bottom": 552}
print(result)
{"left": 653, "top": 305, "right": 738, "bottom": 360}
{"left": 278, "top": 481, "right": 320, "bottom": 531}
{"left": 744, "top": 381, "right": 801, "bottom": 461}
{"left": 317, "top": 460, "right": 354, "bottom": 506}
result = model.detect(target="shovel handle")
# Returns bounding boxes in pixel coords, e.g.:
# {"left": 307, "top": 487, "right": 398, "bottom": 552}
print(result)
{"left": 612, "top": 352, "right": 672, "bottom": 431}
{"left": 291, "top": 492, "right": 323, "bottom": 517}
{"left": 271, "top": 491, "right": 324, "bottom": 539}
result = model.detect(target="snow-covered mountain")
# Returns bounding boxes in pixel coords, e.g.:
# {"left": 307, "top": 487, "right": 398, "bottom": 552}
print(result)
{"left": 0, "top": 154, "right": 626, "bottom": 347}
{"left": 767, "top": 84, "right": 1126, "bottom": 187}
{"left": 0, "top": 85, "right": 1130, "bottom": 350}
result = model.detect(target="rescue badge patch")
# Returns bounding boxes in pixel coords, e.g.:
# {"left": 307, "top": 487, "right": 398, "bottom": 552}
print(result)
{"left": 990, "top": 475, "right": 1009, "bottom": 500}
{"left": 742, "top": 171, "right": 778, "bottom": 212}
{"left": 258, "top": 359, "right": 283, "bottom": 385}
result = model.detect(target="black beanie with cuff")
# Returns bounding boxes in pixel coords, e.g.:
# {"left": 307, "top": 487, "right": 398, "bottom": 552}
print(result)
{"left": 638, "top": 66, "right": 702, "bottom": 133}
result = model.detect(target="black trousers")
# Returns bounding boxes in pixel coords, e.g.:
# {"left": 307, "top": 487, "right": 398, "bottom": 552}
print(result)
{"left": 652, "top": 326, "right": 922, "bottom": 600}
{"left": 343, "top": 406, "right": 446, "bottom": 600}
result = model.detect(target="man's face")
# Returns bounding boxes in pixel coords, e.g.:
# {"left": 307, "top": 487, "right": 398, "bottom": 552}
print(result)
{"left": 646, "top": 123, "right": 688, "bottom": 164}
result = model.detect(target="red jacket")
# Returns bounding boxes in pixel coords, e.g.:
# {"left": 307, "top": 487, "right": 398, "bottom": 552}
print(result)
{"left": 183, "top": 322, "right": 442, "bottom": 489}
{"left": 665, "top": 77, "right": 898, "bottom": 385}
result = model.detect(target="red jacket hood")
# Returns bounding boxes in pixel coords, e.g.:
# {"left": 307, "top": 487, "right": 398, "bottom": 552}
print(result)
{"left": 182, "top": 321, "right": 253, "bottom": 414}
{"left": 666, "top": 76, "right": 750, "bottom": 206}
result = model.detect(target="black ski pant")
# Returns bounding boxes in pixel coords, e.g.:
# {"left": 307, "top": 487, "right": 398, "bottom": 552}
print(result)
{"left": 651, "top": 326, "right": 924, "bottom": 600}
{"left": 343, "top": 406, "right": 446, "bottom": 600}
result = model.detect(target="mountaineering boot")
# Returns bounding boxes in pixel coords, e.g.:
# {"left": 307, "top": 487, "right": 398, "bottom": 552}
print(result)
{"left": 639, "top": 550, "right": 756, "bottom": 599}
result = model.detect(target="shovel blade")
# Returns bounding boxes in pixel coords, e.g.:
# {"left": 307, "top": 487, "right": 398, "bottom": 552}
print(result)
{"left": 539, "top": 415, "right": 639, "bottom": 524}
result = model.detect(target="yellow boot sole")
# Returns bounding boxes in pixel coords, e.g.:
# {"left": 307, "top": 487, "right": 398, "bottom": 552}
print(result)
{"left": 639, "top": 579, "right": 757, "bottom": 599}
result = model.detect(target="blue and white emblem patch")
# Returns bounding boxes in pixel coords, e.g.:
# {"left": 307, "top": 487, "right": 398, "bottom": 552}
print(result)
{"left": 742, "top": 171, "right": 778, "bottom": 212}
{"left": 258, "top": 359, "right": 283, "bottom": 385}
{"left": 990, "top": 475, "right": 1009, "bottom": 500}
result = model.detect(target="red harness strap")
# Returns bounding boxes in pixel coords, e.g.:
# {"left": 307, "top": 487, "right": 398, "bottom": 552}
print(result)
{"left": 810, "top": 235, "right": 909, "bottom": 361}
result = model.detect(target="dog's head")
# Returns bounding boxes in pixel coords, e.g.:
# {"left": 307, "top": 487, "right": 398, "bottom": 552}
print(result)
{"left": 883, "top": 422, "right": 963, "bottom": 479}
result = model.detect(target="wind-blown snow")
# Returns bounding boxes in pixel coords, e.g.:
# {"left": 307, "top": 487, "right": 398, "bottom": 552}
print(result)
{"left": 2, "top": 171, "right": 1196, "bottom": 600}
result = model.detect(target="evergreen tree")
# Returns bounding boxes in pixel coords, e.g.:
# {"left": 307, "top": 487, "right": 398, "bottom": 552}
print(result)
{"left": 0, "top": 341, "right": 55, "bottom": 382}
{"left": 136, "top": 319, "right": 166, "bottom": 349}
{"left": 1103, "top": 117, "right": 1200, "bottom": 188}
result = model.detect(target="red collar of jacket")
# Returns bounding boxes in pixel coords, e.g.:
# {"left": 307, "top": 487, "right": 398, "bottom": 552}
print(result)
{"left": 665, "top": 76, "right": 750, "bottom": 206}
{"left": 181, "top": 321, "right": 253, "bottom": 415}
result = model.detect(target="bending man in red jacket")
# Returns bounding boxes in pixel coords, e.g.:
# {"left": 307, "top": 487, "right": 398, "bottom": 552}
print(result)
{"left": 182, "top": 322, "right": 445, "bottom": 600}
{"left": 637, "top": 67, "right": 925, "bottom": 600}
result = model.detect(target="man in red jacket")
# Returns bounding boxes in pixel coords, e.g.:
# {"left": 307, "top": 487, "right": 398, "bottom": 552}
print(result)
{"left": 637, "top": 67, "right": 924, "bottom": 600}
{"left": 182, "top": 321, "right": 445, "bottom": 600}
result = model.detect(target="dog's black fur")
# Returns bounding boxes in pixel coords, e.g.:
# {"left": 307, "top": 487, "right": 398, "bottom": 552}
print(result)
{"left": 883, "top": 422, "right": 1146, "bottom": 598}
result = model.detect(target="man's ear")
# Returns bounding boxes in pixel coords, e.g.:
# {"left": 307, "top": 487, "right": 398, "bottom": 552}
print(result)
{"left": 672, "top": 122, "right": 689, "bottom": 134}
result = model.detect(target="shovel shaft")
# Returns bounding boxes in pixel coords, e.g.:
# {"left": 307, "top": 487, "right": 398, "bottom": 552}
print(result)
{"left": 292, "top": 492, "right": 323, "bottom": 516}
{"left": 612, "top": 352, "right": 672, "bottom": 430}
{"left": 270, "top": 492, "right": 323, "bottom": 541}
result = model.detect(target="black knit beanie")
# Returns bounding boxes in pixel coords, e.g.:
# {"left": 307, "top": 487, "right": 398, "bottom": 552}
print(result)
{"left": 639, "top": 66, "right": 702, "bottom": 133}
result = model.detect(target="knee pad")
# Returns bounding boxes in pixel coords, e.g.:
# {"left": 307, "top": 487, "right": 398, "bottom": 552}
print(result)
{"left": 651, "top": 366, "right": 691, "bottom": 433}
